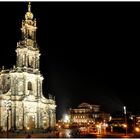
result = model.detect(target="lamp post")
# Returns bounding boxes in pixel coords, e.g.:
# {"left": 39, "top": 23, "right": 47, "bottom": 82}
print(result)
{"left": 4, "top": 100, "right": 12, "bottom": 138}
{"left": 123, "top": 106, "right": 127, "bottom": 136}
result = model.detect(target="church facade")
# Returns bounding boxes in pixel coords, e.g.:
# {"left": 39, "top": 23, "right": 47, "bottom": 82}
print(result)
{"left": 0, "top": 3, "right": 56, "bottom": 131}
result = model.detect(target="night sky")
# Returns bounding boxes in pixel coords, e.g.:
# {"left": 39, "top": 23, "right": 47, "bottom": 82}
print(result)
{"left": 0, "top": 2, "right": 140, "bottom": 119}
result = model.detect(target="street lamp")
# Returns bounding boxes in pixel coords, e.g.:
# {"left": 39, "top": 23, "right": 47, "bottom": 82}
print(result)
{"left": 26, "top": 127, "right": 31, "bottom": 138}
{"left": 4, "top": 100, "right": 12, "bottom": 138}
{"left": 123, "top": 106, "right": 127, "bottom": 136}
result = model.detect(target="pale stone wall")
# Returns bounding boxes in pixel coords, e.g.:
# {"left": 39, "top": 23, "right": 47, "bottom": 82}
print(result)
{"left": 0, "top": 3, "right": 56, "bottom": 132}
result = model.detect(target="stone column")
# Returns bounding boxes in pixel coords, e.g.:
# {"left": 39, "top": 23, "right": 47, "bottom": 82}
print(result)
{"left": 48, "top": 110, "right": 51, "bottom": 128}
{"left": 37, "top": 101, "right": 39, "bottom": 129}
{"left": 39, "top": 109, "right": 42, "bottom": 128}
{"left": 22, "top": 103, "right": 25, "bottom": 129}
{"left": 16, "top": 52, "right": 19, "bottom": 67}
{"left": 11, "top": 103, "right": 15, "bottom": 130}
{"left": 0, "top": 106, "right": 1, "bottom": 127}
{"left": 37, "top": 57, "right": 39, "bottom": 69}
{"left": 52, "top": 110, "right": 56, "bottom": 127}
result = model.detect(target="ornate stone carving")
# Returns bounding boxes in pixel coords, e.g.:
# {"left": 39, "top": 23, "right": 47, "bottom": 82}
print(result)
{"left": 0, "top": 2, "right": 56, "bottom": 131}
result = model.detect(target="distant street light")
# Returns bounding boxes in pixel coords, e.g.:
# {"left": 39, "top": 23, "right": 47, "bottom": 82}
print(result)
{"left": 135, "top": 127, "right": 140, "bottom": 133}
{"left": 124, "top": 106, "right": 126, "bottom": 115}
{"left": 123, "top": 106, "right": 127, "bottom": 136}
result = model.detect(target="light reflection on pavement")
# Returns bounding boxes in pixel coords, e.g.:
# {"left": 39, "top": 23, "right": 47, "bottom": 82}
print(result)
{"left": 59, "top": 129, "right": 71, "bottom": 138}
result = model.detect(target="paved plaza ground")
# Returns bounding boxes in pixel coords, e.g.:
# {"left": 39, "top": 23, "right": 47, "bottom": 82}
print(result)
{"left": 1, "top": 129, "right": 140, "bottom": 138}
{"left": 0, "top": 131, "right": 57, "bottom": 138}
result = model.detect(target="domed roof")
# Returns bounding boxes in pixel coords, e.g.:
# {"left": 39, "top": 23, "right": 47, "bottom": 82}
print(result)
{"left": 78, "top": 102, "right": 91, "bottom": 109}
{"left": 25, "top": 11, "right": 33, "bottom": 20}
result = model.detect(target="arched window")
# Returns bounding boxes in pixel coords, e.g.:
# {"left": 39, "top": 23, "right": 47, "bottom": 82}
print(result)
{"left": 22, "top": 54, "right": 26, "bottom": 66}
{"left": 28, "top": 57, "right": 30, "bottom": 67}
{"left": 28, "top": 82, "right": 32, "bottom": 91}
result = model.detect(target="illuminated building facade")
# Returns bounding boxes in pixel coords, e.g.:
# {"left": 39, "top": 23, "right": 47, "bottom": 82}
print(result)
{"left": 0, "top": 3, "right": 56, "bottom": 131}
{"left": 69, "top": 102, "right": 109, "bottom": 126}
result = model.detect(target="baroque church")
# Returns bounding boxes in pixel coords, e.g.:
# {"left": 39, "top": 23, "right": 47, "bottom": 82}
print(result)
{"left": 0, "top": 3, "right": 56, "bottom": 131}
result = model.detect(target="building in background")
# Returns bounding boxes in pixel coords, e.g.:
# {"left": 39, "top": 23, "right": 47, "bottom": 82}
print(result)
{"left": 69, "top": 102, "right": 110, "bottom": 127}
{"left": 108, "top": 112, "right": 133, "bottom": 133}
{"left": 0, "top": 3, "right": 56, "bottom": 131}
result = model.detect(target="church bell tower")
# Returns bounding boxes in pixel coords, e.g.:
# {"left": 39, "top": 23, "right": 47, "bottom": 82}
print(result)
{"left": 0, "top": 2, "right": 56, "bottom": 131}
{"left": 16, "top": 2, "right": 40, "bottom": 70}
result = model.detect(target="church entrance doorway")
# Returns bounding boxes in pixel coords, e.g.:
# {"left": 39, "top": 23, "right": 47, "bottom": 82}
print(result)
{"left": 27, "top": 115, "right": 35, "bottom": 129}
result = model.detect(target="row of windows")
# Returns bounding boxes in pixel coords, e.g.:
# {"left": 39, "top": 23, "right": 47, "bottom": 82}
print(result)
{"left": 74, "top": 116, "right": 86, "bottom": 119}
{"left": 73, "top": 114, "right": 98, "bottom": 119}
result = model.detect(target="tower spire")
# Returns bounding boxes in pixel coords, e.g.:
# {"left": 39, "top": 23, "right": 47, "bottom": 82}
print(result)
{"left": 25, "top": 2, "right": 33, "bottom": 20}
{"left": 28, "top": 2, "right": 31, "bottom": 12}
